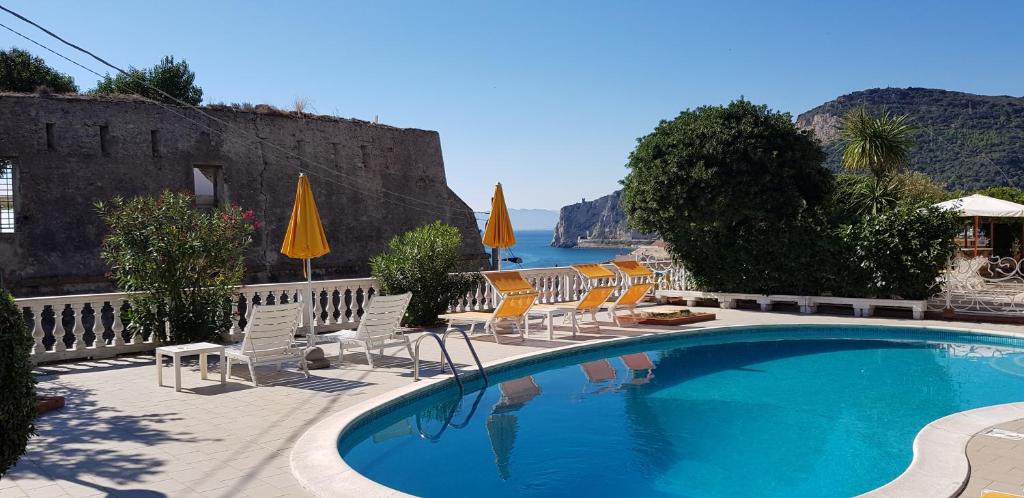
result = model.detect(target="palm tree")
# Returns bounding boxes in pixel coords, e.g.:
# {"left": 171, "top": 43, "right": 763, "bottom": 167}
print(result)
{"left": 839, "top": 107, "right": 915, "bottom": 179}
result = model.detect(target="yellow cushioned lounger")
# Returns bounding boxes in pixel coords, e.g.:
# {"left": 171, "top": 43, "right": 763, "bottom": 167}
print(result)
{"left": 439, "top": 291, "right": 538, "bottom": 344}
{"left": 485, "top": 270, "right": 536, "bottom": 295}
{"left": 609, "top": 260, "right": 658, "bottom": 325}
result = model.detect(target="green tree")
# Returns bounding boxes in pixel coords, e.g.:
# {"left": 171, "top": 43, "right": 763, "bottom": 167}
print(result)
{"left": 0, "top": 47, "right": 77, "bottom": 93}
{"left": 370, "top": 222, "right": 480, "bottom": 326}
{"left": 839, "top": 107, "right": 915, "bottom": 178}
{"left": 92, "top": 55, "right": 203, "bottom": 105}
{"left": 97, "top": 192, "right": 254, "bottom": 344}
{"left": 975, "top": 186, "right": 1024, "bottom": 205}
{"left": 622, "top": 100, "right": 831, "bottom": 234}
{"left": 621, "top": 100, "right": 833, "bottom": 293}
{"left": 0, "top": 288, "right": 36, "bottom": 477}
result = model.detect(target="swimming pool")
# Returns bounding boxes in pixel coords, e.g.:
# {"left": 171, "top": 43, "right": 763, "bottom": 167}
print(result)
{"left": 335, "top": 325, "right": 1024, "bottom": 497}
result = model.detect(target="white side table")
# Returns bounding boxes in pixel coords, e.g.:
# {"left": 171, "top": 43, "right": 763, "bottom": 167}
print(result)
{"left": 526, "top": 308, "right": 572, "bottom": 339}
{"left": 156, "top": 342, "right": 226, "bottom": 392}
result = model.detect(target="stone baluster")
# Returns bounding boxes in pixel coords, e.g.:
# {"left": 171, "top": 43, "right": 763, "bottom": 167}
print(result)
{"left": 49, "top": 305, "right": 67, "bottom": 353}
{"left": 111, "top": 300, "right": 125, "bottom": 348}
{"left": 29, "top": 305, "right": 45, "bottom": 356}
{"left": 89, "top": 303, "right": 105, "bottom": 351}
{"left": 69, "top": 303, "right": 85, "bottom": 353}
{"left": 473, "top": 284, "right": 484, "bottom": 311}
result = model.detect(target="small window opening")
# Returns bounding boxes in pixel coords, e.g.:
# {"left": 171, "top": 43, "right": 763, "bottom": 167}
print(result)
{"left": 150, "top": 130, "right": 160, "bottom": 157}
{"left": 99, "top": 125, "right": 110, "bottom": 156}
{"left": 193, "top": 166, "right": 219, "bottom": 207}
{"left": 0, "top": 159, "right": 15, "bottom": 233}
{"left": 45, "top": 123, "right": 55, "bottom": 150}
{"left": 359, "top": 144, "right": 369, "bottom": 168}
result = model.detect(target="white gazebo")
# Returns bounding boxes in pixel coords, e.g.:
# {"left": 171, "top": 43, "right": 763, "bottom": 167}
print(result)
{"left": 934, "top": 194, "right": 1024, "bottom": 257}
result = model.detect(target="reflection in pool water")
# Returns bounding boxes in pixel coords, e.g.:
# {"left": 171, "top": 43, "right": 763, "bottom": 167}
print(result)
{"left": 339, "top": 328, "right": 1024, "bottom": 497}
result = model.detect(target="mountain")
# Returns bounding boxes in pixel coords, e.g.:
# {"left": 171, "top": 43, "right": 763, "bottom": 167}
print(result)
{"left": 551, "top": 191, "right": 655, "bottom": 248}
{"left": 476, "top": 208, "right": 560, "bottom": 231}
{"left": 796, "top": 88, "right": 1024, "bottom": 190}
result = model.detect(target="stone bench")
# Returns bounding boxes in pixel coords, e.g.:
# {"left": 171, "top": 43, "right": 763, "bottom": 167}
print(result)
{"left": 807, "top": 296, "right": 927, "bottom": 320}
{"left": 655, "top": 290, "right": 719, "bottom": 307}
{"left": 655, "top": 289, "right": 926, "bottom": 319}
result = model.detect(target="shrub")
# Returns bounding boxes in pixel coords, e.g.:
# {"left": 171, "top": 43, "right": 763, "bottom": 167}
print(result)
{"left": 92, "top": 55, "right": 202, "bottom": 105}
{"left": 0, "top": 47, "right": 77, "bottom": 93}
{"left": 0, "top": 288, "right": 36, "bottom": 477}
{"left": 370, "top": 222, "right": 480, "bottom": 326}
{"left": 97, "top": 192, "right": 255, "bottom": 344}
{"left": 835, "top": 205, "right": 960, "bottom": 299}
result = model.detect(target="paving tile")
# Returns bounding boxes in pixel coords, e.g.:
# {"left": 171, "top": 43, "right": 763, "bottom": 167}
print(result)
{"left": 0, "top": 487, "right": 28, "bottom": 498}
{"left": 22, "top": 484, "right": 68, "bottom": 498}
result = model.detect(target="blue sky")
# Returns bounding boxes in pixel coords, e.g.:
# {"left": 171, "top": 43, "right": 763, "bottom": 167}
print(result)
{"left": 2, "top": 1, "right": 1022, "bottom": 211}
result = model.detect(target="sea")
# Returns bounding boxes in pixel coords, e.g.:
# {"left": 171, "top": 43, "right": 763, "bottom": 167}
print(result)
{"left": 494, "top": 230, "right": 631, "bottom": 269}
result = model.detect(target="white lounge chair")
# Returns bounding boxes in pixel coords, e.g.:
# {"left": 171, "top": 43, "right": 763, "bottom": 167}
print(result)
{"left": 321, "top": 292, "right": 414, "bottom": 367}
{"left": 225, "top": 302, "right": 307, "bottom": 386}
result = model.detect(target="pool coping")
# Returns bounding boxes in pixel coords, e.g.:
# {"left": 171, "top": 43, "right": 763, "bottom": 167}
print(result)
{"left": 289, "top": 322, "right": 1024, "bottom": 498}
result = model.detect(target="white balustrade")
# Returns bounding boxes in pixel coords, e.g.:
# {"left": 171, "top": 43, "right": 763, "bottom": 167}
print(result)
{"left": 15, "top": 262, "right": 681, "bottom": 364}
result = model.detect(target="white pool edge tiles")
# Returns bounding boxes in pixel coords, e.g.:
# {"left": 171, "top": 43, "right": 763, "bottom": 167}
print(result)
{"left": 289, "top": 323, "right": 1024, "bottom": 498}
{"left": 860, "top": 402, "right": 1024, "bottom": 498}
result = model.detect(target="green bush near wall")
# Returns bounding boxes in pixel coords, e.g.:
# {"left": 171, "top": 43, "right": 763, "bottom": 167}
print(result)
{"left": 0, "top": 288, "right": 36, "bottom": 477}
{"left": 370, "top": 222, "right": 481, "bottom": 326}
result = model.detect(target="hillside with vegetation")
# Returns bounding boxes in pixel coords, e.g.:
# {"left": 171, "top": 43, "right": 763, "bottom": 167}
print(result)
{"left": 796, "top": 88, "right": 1024, "bottom": 190}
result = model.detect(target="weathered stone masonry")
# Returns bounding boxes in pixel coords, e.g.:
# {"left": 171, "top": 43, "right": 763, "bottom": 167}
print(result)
{"left": 0, "top": 93, "right": 487, "bottom": 297}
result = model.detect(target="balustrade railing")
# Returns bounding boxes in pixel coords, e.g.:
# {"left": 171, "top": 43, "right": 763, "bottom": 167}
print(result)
{"left": 17, "top": 261, "right": 684, "bottom": 364}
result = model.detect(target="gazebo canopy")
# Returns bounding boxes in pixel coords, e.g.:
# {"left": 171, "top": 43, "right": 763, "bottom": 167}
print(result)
{"left": 934, "top": 194, "right": 1024, "bottom": 218}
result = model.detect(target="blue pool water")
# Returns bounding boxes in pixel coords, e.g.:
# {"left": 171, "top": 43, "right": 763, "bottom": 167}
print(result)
{"left": 339, "top": 326, "right": 1024, "bottom": 497}
{"left": 499, "top": 230, "right": 630, "bottom": 269}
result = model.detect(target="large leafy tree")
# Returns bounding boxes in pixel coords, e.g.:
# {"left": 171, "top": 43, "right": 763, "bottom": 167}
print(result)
{"left": 839, "top": 107, "right": 915, "bottom": 178}
{"left": 621, "top": 100, "right": 833, "bottom": 294}
{"left": 92, "top": 55, "right": 203, "bottom": 105}
{"left": 622, "top": 99, "right": 831, "bottom": 235}
{"left": 0, "top": 47, "right": 77, "bottom": 93}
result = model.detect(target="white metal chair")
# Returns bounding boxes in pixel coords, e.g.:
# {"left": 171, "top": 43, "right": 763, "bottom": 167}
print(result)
{"left": 321, "top": 292, "right": 414, "bottom": 367}
{"left": 224, "top": 302, "right": 307, "bottom": 386}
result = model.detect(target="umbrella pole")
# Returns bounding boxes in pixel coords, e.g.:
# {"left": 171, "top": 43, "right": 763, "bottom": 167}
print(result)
{"left": 305, "top": 258, "right": 315, "bottom": 358}
{"left": 496, "top": 247, "right": 501, "bottom": 271}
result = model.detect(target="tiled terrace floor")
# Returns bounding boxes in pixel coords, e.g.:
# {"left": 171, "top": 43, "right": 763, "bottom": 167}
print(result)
{"left": 2, "top": 306, "right": 1024, "bottom": 498}
{"left": 960, "top": 418, "right": 1024, "bottom": 497}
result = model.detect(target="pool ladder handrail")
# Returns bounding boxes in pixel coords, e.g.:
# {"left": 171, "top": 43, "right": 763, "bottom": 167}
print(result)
{"left": 414, "top": 387, "right": 487, "bottom": 441}
{"left": 413, "top": 328, "right": 490, "bottom": 392}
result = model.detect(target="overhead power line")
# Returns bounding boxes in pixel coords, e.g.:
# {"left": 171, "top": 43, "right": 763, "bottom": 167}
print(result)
{"left": 0, "top": 4, "right": 481, "bottom": 218}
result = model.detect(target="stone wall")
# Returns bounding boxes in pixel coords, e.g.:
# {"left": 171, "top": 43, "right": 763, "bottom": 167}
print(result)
{"left": 0, "top": 93, "right": 487, "bottom": 297}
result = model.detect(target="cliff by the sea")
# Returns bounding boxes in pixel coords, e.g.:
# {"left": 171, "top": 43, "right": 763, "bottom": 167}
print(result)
{"left": 550, "top": 190, "right": 655, "bottom": 248}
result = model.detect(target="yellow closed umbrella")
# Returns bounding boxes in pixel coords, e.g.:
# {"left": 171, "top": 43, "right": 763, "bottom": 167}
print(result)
{"left": 483, "top": 182, "right": 516, "bottom": 269}
{"left": 281, "top": 173, "right": 330, "bottom": 353}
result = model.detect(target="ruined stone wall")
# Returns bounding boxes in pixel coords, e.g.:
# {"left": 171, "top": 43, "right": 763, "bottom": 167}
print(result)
{"left": 0, "top": 93, "right": 487, "bottom": 297}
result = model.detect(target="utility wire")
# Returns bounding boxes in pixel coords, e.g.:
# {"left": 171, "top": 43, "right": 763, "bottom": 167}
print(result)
{"left": 0, "top": 4, "right": 482, "bottom": 218}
